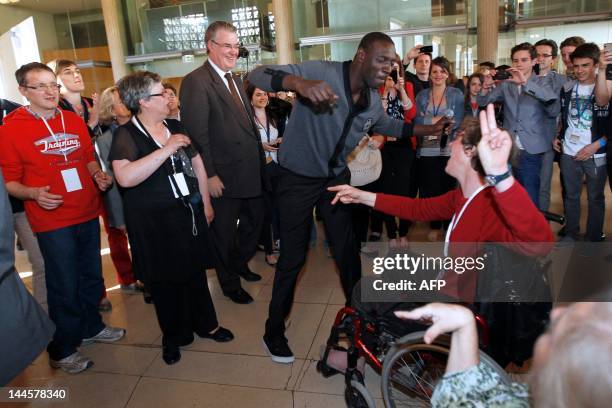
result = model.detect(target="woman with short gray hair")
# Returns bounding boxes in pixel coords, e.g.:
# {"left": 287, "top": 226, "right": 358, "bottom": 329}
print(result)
{"left": 109, "top": 71, "right": 233, "bottom": 365}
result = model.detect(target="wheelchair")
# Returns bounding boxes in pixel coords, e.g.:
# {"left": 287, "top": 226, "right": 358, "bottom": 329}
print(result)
{"left": 316, "top": 304, "right": 510, "bottom": 408}
{"left": 317, "top": 210, "right": 562, "bottom": 407}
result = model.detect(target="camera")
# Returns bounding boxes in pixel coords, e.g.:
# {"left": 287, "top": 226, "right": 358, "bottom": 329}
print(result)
{"left": 419, "top": 45, "right": 433, "bottom": 53}
{"left": 238, "top": 45, "right": 249, "bottom": 59}
{"left": 390, "top": 70, "right": 398, "bottom": 84}
{"left": 493, "top": 70, "right": 511, "bottom": 81}
{"left": 605, "top": 43, "right": 612, "bottom": 80}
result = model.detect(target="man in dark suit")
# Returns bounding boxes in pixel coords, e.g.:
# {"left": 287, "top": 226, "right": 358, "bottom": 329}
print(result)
{"left": 180, "top": 21, "right": 265, "bottom": 304}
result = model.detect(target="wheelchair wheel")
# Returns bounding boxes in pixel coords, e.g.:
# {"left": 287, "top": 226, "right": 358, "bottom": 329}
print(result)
{"left": 381, "top": 331, "right": 511, "bottom": 407}
{"left": 345, "top": 379, "right": 376, "bottom": 408}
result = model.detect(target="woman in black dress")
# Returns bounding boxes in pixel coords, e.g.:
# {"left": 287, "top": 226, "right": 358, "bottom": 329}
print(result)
{"left": 109, "top": 71, "right": 233, "bottom": 365}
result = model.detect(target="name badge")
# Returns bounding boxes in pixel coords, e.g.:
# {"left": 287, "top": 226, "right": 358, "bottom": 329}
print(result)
{"left": 61, "top": 168, "right": 82, "bottom": 192}
{"left": 569, "top": 134, "right": 581, "bottom": 144}
{"left": 169, "top": 172, "right": 190, "bottom": 198}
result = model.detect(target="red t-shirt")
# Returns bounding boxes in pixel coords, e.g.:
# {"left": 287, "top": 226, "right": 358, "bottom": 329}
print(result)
{"left": 0, "top": 106, "right": 102, "bottom": 232}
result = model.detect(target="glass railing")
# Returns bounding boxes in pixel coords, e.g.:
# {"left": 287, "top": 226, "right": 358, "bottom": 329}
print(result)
{"left": 293, "top": 0, "right": 468, "bottom": 40}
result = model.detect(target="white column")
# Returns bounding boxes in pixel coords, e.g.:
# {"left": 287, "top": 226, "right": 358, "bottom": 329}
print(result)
{"left": 101, "top": 0, "right": 128, "bottom": 81}
{"left": 476, "top": 0, "right": 499, "bottom": 64}
{"left": 272, "top": 0, "right": 295, "bottom": 64}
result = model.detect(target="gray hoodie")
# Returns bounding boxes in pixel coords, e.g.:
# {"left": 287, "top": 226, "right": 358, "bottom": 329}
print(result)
{"left": 247, "top": 60, "right": 413, "bottom": 178}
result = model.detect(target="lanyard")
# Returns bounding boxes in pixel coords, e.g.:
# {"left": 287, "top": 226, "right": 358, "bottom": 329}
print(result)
{"left": 40, "top": 109, "right": 67, "bottom": 161}
{"left": 443, "top": 184, "right": 489, "bottom": 256}
{"left": 573, "top": 83, "right": 594, "bottom": 122}
{"left": 254, "top": 114, "right": 271, "bottom": 143}
{"left": 132, "top": 116, "right": 175, "bottom": 173}
{"left": 431, "top": 87, "right": 447, "bottom": 117}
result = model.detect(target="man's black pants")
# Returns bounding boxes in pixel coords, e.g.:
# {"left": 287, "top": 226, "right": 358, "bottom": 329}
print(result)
{"left": 210, "top": 195, "right": 264, "bottom": 293}
{"left": 265, "top": 167, "right": 361, "bottom": 338}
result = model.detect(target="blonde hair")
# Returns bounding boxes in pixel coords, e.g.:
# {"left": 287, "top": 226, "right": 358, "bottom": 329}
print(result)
{"left": 530, "top": 301, "right": 612, "bottom": 408}
{"left": 98, "top": 86, "right": 119, "bottom": 126}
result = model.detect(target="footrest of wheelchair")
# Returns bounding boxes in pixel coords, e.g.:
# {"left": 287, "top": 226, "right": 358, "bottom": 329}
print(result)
{"left": 316, "top": 360, "right": 342, "bottom": 378}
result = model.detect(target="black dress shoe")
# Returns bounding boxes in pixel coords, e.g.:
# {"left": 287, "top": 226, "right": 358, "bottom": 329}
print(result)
{"left": 198, "top": 327, "right": 234, "bottom": 342}
{"left": 238, "top": 269, "right": 262, "bottom": 282}
{"left": 162, "top": 346, "right": 181, "bottom": 365}
{"left": 223, "top": 288, "right": 253, "bottom": 304}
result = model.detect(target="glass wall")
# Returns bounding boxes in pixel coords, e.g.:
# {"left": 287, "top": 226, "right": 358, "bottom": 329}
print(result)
{"left": 1, "top": 0, "right": 610, "bottom": 96}
{"left": 0, "top": 1, "right": 113, "bottom": 98}
{"left": 516, "top": 0, "right": 611, "bottom": 18}
{"left": 294, "top": 0, "right": 472, "bottom": 77}
{"left": 123, "top": 0, "right": 278, "bottom": 75}
{"left": 293, "top": 0, "right": 611, "bottom": 77}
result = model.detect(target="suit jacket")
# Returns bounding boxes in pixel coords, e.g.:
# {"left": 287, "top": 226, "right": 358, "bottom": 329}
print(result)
{"left": 180, "top": 61, "right": 265, "bottom": 198}
{"left": 477, "top": 74, "right": 560, "bottom": 154}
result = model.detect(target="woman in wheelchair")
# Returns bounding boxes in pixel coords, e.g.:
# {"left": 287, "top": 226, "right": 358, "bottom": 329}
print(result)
{"left": 330, "top": 105, "right": 554, "bottom": 301}
{"left": 323, "top": 105, "right": 555, "bottom": 406}
{"left": 394, "top": 299, "right": 612, "bottom": 407}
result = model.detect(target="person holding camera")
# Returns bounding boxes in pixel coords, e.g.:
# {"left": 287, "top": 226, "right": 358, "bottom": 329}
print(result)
{"left": 402, "top": 44, "right": 432, "bottom": 96}
{"left": 477, "top": 42, "right": 560, "bottom": 208}
{"left": 415, "top": 56, "right": 465, "bottom": 241}
{"left": 248, "top": 84, "right": 281, "bottom": 266}
{"left": 110, "top": 71, "right": 233, "bottom": 366}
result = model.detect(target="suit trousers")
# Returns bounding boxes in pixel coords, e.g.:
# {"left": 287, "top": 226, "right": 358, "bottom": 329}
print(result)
{"left": 265, "top": 167, "right": 361, "bottom": 338}
{"left": 210, "top": 195, "right": 264, "bottom": 292}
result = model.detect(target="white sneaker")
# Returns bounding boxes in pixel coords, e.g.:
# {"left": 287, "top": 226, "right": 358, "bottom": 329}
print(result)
{"left": 82, "top": 326, "right": 126, "bottom": 345}
{"left": 50, "top": 352, "right": 93, "bottom": 374}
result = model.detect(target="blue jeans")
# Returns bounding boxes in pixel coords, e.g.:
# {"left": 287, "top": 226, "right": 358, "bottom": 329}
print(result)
{"left": 37, "top": 218, "right": 105, "bottom": 360}
{"left": 560, "top": 154, "right": 607, "bottom": 241}
{"left": 514, "top": 150, "right": 544, "bottom": 208}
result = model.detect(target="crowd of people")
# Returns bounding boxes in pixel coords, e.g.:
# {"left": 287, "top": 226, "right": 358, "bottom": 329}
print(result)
{"left": 1, "top": 18, "right": 611, "bottom": 407}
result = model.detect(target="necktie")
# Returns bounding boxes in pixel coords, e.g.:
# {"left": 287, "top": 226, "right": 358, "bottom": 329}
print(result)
{"left": 224, "top": 72, "right": 248, "bottom": 121}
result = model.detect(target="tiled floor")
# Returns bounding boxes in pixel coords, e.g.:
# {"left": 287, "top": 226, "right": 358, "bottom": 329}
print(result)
{"left": 9, "top": 169, "right": 612, "bottom": 407}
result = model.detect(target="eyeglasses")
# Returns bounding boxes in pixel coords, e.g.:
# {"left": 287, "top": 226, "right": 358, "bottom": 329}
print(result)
{"left": 537, "top": 53, "right": 553, "bottom": 58}
{"left": 24, "top": 83, "right": 62, "bottom": 92}
{"left": 211, "top": 40, "right": 241, "bottom": 51}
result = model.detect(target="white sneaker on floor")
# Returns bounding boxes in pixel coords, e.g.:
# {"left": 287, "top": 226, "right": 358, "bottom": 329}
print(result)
{"left": 50, "top": 352, "right": 93, "bottom": 374}
{"left": 82, "top": 326, "right": 126, "bottom": 345}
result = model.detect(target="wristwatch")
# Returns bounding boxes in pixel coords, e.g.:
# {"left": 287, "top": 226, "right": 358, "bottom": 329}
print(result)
{"left": 484, "top": 167, "right": 512, "bottom": 186}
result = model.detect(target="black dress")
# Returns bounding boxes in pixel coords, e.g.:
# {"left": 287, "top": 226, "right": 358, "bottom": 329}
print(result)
{"left": 109, "top": 118, "right": 218, "bottom": 347}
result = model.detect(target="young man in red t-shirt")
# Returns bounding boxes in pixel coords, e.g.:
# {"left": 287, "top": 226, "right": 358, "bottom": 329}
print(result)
{"left": 0, "top": 62, "right": 125, "bottom": 374}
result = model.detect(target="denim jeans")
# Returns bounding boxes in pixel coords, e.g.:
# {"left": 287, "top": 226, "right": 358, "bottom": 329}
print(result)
{"left": 514, "top": 150, "right": 544, "bottom": 208}
{"left": 538, "top": 149, "right": 555, "bottom": 212}
{"left": 560, "top": 154, "right": 607, "bottom": 241}
{"left": 36, "top": 218, "right": 105, "bottom": 360}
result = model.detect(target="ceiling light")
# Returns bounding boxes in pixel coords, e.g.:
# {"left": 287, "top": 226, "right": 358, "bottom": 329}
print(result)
{"left": 0, "top": 0, "right": 21, "bottom": 4}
